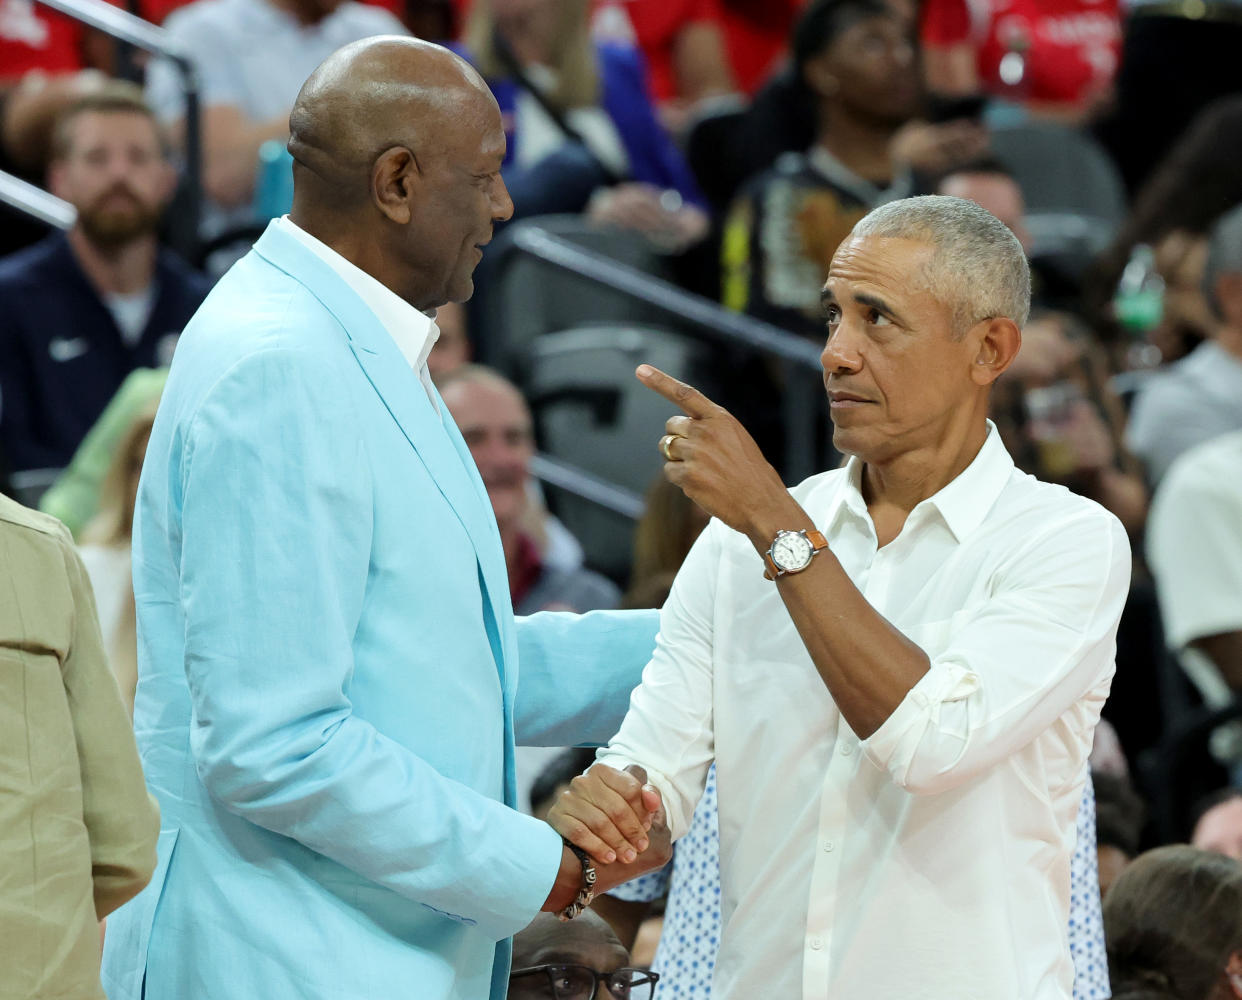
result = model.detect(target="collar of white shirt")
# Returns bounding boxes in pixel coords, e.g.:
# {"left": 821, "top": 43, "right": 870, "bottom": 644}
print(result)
{"left": 274, "top": 215, "right": 441, "bottom": 382}
{"left": 827, "top": 421, "right": 1015, "bottom": 544}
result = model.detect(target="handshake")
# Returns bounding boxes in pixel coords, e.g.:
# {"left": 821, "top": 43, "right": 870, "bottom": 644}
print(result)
{"left": 547, "top": 763, "right": 674, "bottom": 898}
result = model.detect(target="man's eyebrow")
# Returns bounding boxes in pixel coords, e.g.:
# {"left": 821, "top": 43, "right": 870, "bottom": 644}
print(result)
{"left": 820, "top": 287, "right": 909, "bottom": 326}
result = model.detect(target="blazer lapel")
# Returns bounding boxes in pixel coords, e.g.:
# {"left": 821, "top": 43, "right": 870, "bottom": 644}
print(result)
{"left": 251, "top": 225, "right": 515, "bottom": 684}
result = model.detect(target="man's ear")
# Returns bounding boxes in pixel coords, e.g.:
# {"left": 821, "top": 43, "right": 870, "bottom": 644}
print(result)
{"left": 1226, "top": 952, "right": 1242, "bottom": 997}
{"left": 371, "top": 146, "right": 419, "bottom": 225}
{"left": 801, "top": 52, "right": 840, "bottom": 100}
{"left": 157, "top": 159, "right": 177, "bottom": 205}
{"left": 969, "top": 317, "right": 1022, "bottom": 386}
{"left": 48, "top": 159, "right": 69, "bottom": 201}
{"left": 1214, "top": 272, "right": 1242, "bottom": 328}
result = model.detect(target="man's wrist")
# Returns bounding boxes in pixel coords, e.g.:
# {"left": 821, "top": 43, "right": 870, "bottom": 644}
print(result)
{"left": 542, "top": 844, "right": 583, "bottom": 913}
{"left": 555, "top": 843, "right": 597, "bottom": 921}
{"left": 746, "top": 504, "right": 817, "bottom": 556}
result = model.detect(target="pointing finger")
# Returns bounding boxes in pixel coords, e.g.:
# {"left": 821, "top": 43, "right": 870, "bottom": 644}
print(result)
{"left": 636, "top": 364, "right": 720, "bottom": 420}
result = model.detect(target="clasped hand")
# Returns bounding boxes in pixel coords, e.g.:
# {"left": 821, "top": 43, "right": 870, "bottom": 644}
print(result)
{"left": 547, "top": 764, "right": 672, "bottom": 885}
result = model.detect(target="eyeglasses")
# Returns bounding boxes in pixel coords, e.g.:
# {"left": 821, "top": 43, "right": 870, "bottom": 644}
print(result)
{"left": 510, "top": 964, "right": 660, "bottom": 1000}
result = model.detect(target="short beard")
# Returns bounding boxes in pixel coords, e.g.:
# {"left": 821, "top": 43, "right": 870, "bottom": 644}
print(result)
{"left": 77, "top": 201, "right": 162, "bottom": 251}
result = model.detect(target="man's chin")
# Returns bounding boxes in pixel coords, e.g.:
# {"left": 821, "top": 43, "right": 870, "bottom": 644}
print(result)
{"left": 446, "top": 273, "right": 475, "bottom": 305}
{"left": 78, "top": 210, "right": 160, "bottom": 249}
{"left": 830, "top": 423, "right": 867, "bottom": 460}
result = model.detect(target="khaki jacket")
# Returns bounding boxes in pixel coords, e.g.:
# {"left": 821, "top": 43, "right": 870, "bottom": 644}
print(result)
{"left": 0, "top": 494, "right": 158, "bottom": 999}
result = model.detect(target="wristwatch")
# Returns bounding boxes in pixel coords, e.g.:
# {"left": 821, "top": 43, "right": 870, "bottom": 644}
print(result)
{"left": 763, "top": 529, "right": 828, "bottom": 580}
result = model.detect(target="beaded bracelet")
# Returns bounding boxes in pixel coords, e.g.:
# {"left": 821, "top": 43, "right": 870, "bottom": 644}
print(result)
{"left": 556, "top": 842, "right": 598, "bottom": 922}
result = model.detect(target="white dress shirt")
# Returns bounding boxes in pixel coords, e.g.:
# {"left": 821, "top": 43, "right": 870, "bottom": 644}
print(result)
{"left": 598, "top": 425, "right": 1130, "bottom": 1000}
{"left": 275, "top": 216, "right": 440, "bottom": 411}
{"left": 1147, "top": 429, "right": 1242, "bottom": 759}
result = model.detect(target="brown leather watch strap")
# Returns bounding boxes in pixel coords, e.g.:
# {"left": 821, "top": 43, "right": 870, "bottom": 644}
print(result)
{"left": 763, "top": 529, "right": 829, "bottom": 580}
{"left": 762, "top": 551, "right": 780, "bottom": 580}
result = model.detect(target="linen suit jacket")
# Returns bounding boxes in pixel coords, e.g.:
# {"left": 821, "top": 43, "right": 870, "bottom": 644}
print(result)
{"left": 100, "top": 222, "right": 659, "bottom": 1000}
{"left": 0, "top": 495, "right": 159, "bottom": 1000}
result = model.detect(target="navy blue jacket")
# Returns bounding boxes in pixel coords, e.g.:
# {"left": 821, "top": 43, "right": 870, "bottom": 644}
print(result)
{"left": 0, "top": 233, "right": 212, "bottom": 473}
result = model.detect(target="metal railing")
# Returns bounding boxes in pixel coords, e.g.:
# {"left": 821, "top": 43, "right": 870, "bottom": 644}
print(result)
{"left": 507, "top": 225, "right": 827, "bottom": 482}
{"left": 0, "top": 173, "right": 74, "bottom": 230}
{"left": 531, "top": 453, "right": 645, "bottom": 521}
{"left": 23, "top": 0, "right": 202, "bottom": 252}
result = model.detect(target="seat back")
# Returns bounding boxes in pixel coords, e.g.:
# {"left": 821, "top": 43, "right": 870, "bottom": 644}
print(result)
{"left": 990, "top": 121, "right": 1128, "bottom": 268}
{"left": 480, "top": 216, "right": 673, "bottom": 379}
{"left": 526, "top": 324, "right": 714, "bottom": 582}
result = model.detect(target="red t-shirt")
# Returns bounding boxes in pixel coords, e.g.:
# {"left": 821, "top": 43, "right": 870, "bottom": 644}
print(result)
{"left": 0, "top": 2, "right": 85, "bottom": 80}
{"left": 920, "top": 0, "right": 1121, "bottom": 106}
{"left": 718, "top": 0, "right": 802, "bottom": 95}
{"left": 0, "top": 0, "right": 408, "bottom": 85}
{"left": 139, "top": 0, "right": 404, "bottom": 25}
{"left": 590, "top": 0, "right": 802, "bottom": 100}
{"left": 591, "top": 0, "right": 723, "bottom": 102}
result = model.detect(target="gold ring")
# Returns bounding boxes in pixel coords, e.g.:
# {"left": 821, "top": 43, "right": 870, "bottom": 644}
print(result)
{"left": 660, "top": 434, "right": 679, "bottom": 462}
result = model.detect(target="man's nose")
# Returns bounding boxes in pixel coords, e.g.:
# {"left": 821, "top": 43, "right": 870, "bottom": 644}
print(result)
{"left": 104, "top": 152, "right": 134, "bottom": 183}
{"left": 492, "top": 173, "right": 514, "bottom": 223}
{"left": 821, "top": 330, "right": 863, "bottom": 375}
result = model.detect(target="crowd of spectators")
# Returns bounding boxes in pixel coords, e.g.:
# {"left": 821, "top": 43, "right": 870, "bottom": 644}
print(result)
{"left": 3, "top": 0, "right": 1242, "bottom": 995}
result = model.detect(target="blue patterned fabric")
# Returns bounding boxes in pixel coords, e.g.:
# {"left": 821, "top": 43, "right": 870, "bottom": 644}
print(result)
{"left": 612, "top": 767, "right": 1109, "bottom": 999}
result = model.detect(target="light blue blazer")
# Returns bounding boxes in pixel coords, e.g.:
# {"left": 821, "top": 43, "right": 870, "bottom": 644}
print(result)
{"left": 101, "top": 222, "right": 659, "bottom": 1000}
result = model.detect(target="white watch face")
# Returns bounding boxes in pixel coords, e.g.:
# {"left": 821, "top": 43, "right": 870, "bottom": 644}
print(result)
{"left": 772, "top": 531, "right": 813, "bottom": 572}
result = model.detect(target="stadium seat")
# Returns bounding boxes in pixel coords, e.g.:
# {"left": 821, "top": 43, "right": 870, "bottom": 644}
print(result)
{"left": 525, "top": 323, "right": 716, "bottom": 581}
{"left": 990, "top": 121, "right": 1128, "bottom": 274}
{"left": 478, "top": 215, "right": 674, "bottom": 379}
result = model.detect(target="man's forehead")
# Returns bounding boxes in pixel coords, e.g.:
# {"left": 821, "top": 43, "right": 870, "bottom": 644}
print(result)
{"left": 516, "top": 913, "right": 628, "bottom": 969}
{"left": 72, "top": 110, "right": 157, "bottom": 139}
{"left": 825, "top": 235, "right": 934, "bottom": 295}
{"left": 444, "top": 379, "right": 530, "bottom": 421}
{"left": 523, "top": 941, "right": 627, "bottom": 970}
{"left": 479, "top": 121, "right": 507, "bottom": 163}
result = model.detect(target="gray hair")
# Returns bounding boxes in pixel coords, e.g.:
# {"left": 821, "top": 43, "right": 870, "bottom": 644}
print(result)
{"left": 1203, "top": 201, "right": 1242, "bottom": 319}
{"left": 848, "top": 195, "right": 1031, "bottom": 333}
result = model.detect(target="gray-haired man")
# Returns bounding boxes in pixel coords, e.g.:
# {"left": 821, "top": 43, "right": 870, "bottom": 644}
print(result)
{"left": 1127, "top": 202, "right": 1242, "bottom": 485}
{"left": 549, "top": 195, "right": 1131, "bottom": 1000}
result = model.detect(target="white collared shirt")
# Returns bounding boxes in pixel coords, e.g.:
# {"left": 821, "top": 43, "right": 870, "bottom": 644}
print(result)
{"left": 598, "top": 425, "right": 1130, "bottom": 1000}
{"left": 275, "top": 216, "right": 440, "bottom": 412}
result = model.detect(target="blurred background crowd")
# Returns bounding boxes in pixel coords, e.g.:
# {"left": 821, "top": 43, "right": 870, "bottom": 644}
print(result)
{"left": 3, "top": 0, "right": 1242, "bottom": 994}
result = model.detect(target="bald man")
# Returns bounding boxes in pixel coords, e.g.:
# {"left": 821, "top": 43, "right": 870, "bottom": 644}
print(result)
{"left": 100, "top": 38, "right": 668, "bottom": 1000}
{"left": 509, "top": 911, "right": 658, "bottom": 1000}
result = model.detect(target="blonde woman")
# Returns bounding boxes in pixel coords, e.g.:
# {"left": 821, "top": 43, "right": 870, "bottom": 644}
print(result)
{"left": 77, "top": 397, "right": 159, "bottom": 715}
{"left": 459, "top": 0, "right": 708, "bottom": 246}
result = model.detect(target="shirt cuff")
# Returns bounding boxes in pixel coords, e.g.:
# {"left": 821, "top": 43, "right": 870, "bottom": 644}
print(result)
{"left": 608, "top": 863, "right": 672, "bottom": 902}
{"left": 859, "top": 661, "right": 979, "bottom": 785}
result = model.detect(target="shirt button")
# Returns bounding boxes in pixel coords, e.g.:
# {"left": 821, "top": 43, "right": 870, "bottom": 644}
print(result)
{"left": 841, "top": 743, "right": 854, "bottom": 756}
{"left": 810, "top": 937, "right": 823, "bottom": 950}
{"left": 823, "top": 841, "right": 834, "bottom": 852}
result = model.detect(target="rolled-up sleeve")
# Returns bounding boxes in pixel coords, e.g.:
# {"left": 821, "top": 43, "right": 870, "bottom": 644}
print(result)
{"left": 862, "top": 508, "right": 1130, "bottom": 795}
